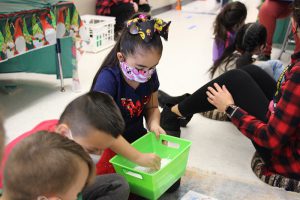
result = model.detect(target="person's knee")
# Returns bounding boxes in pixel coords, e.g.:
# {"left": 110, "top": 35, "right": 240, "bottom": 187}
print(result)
{"left": 219, "top": 69, "right": 254, "bottom": 88}
{"left": 223, "top": 68, "right": 249, "bottom": 80}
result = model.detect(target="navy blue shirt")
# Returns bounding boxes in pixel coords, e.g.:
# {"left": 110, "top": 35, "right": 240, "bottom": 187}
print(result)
{"left": 93, "top": 65, "right": 160, "bottom": 143}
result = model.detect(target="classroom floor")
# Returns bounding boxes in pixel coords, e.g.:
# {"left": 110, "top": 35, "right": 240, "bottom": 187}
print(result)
{"left": 0, "top": 0, "right": 299, "bottom": 199}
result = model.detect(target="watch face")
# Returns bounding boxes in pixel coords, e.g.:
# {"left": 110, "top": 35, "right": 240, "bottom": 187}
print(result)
{"left": 225, "top": 105, "right": 237, "bottom": 118}
{"left": 226, "top": 105, "right": 234, "bottom": 114}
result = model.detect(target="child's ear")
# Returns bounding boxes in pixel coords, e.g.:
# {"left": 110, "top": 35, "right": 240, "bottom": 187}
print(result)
{"left": 117, "top": 52, "right": 125, "bottom": 62}
{"left": 55, "top": 124, "right": 70, "bottom": 137}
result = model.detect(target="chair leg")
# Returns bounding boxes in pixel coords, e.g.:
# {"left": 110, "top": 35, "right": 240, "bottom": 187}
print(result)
{"left": 278, "top": 20, "right": 293, "bottom": 60}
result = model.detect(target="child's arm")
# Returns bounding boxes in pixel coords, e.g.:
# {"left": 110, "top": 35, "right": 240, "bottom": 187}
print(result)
{"left": 110, "top": 135, "right": 161, "bottom": 170}
{"left": 145, "top": 91, "right": 166, "bottom": 138}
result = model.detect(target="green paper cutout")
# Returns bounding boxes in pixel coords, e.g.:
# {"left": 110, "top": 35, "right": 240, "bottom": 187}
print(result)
{"left": 5, "top": 21, "right": 13, "bottom": 43}
{"left": 23, "top": 18, "right": 32, "bottom": 44}
{"left": 32, "top": 15, "right": 43, "bottom": 36}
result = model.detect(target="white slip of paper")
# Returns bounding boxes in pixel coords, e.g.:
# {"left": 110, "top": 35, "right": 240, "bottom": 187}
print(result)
{"left": 134, "top": 158, "right": 171, "bottom": 173}
{"left": 181, "top": 190, "right": 218, "bottom": 200}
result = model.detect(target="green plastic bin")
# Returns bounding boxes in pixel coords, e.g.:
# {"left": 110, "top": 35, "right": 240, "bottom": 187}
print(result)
{"left": 110, "top": 132, "right": 192, "bottom": 200}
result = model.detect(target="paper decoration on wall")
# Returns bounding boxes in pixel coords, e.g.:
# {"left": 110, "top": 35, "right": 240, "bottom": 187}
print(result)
{"left": 5, "top": 21, "right": 15, "bottom": 58}
{"left": 50, "top": 9, "right": 57, "bottom": 29}
{"left": 65, "top": 8, "right": 71, "bottom": 35}
{"left": 0, "top": 2, "right": 85, "bottom": 62}
{"left": 23, "top": 18, "right": 33, "bottom": 49}
{"left": 32, "top": 15, "right": 45, "bottom": 48}
{"left": 40, "top": 13, "right": 56, "bottom": 45}
{"left": 14, "top": 18, "right": 26, "bottom": 54}
{"left": 0, "top": 30, "right": 5, "bottom": 61}
{"left": 56, "top": 8, "right": 66, "bottom": 38}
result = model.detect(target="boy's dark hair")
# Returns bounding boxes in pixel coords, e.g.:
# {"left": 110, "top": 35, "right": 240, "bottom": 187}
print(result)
{"left": 210, "top": 23, "right": 267, "bottom": 78}
{"left": 3, "top": 131, "right": 95, "bottom": 200}
{"left": 91, "top": 13, "right": 163, "bottom": 89}
{"left": 59, "top": 91, "right": 125, "bottom": 138}
{"left": 213, "top": 1, "right": 247, "bottom": 42}
{"left": 293, "top": 0, "right": 300, "bottom": 25}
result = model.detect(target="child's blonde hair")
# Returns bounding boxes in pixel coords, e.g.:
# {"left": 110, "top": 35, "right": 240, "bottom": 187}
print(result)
{"left": 3, "top": 131, "right": 95, "bottom": 200}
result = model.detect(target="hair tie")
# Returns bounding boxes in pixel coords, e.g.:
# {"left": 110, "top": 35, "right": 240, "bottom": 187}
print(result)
{"left": 126, "top": 14, "right": 171, "bottom": 43}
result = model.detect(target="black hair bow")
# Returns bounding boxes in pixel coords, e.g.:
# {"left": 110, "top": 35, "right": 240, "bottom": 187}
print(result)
{"left": 126, "top": 14, "right": 171, "bottom": 43}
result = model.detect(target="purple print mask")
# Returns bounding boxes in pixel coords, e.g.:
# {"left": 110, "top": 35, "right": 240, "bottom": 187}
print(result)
{"left": 120, "top": 61, "right": 155, "bottom": 83}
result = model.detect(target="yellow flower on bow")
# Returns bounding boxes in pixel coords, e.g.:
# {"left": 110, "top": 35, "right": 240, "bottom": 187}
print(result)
{"left": 154, "top": 19, "right": 163, "bottom": 32}
{"left": 138, "top": 31, "right": 145, "bottom": 40}
{"left": 146, "top": 29, "right": 151, "bottom": 36}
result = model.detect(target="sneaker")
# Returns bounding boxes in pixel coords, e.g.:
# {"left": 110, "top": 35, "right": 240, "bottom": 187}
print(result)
{"left": 158, "top": 90, "right": 190, "bottom": 108}
{"left": 158, "top": 90, "right": 192, "bottom": 127}
{"left": 160, "top": 105, "right": 181, "bottom": 137}
{"left": 257, "top": 54, "right": 271, "bottom": 61}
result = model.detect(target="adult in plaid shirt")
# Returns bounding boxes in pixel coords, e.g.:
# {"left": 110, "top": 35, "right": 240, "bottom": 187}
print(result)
{"left": 96, "top": 0, "right": 150, "bottom": 38}
{"left": 159, "top": 0, "right": 300, "bottom": 192}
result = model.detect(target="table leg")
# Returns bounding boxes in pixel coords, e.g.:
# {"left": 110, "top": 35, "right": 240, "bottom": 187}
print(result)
{"left": 56, "top": 39, "right": 65, "bottom": 92}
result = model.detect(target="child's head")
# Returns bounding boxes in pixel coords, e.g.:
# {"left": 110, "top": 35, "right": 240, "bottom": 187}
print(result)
{"left": 235, "top": 23, "right": 267, "bottom": 55}
{"left": 210, "top": 22, "right": 267, "bottom": 77}
{"left": 234, "top": 22, "right": 266, "bottom": 67}
{"left": 57, "top": 91, "right": 125, "bottom": 156}
{"left": 91, "top": 13, "right": 171, "bottom": 86}
{"left": 213, "top": 1, "right": 247, "bottom": 41}
{"left": 3, "top": 131, "right": 95, "bottom": 200}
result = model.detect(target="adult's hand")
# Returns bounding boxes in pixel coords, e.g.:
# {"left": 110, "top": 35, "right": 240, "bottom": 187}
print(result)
{"left": 206, "top": 83, "right": 235, "bottom": 112}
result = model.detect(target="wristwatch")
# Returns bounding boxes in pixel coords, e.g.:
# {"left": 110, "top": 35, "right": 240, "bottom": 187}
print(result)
{"left": 225, "top": 104, "right": 239, "bottom": 119}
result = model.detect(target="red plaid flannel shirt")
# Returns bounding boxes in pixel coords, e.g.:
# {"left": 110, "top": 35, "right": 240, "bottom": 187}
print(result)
{"left": 96, "top": 0, "right": 132, "bottom": 15}
{"left": 231, "top": 57, "right": 300, "bottom": 179}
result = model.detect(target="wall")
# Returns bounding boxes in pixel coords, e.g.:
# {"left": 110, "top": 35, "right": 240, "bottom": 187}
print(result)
{"left": 148, "top": 0, "right": 177, "bottom": 10}
{"left": 70, "top": 0, "right": 177, "bottom": 16}
{"left": 71, "top": 0, "right": 97, "bottom": 15}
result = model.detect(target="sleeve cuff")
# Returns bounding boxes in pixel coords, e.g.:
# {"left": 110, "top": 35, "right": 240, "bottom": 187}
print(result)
{"left": 230, "top": 107, "right": 247, "bottom": 124}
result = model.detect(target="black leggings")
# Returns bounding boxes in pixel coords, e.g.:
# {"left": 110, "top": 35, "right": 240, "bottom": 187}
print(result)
{"left": 110, "top": 2, "right": 151, "bottom": 34}
{"left": 178, "top": 65, "right": 277, "bottom": 165}
{"left": 110, "top": 3, "right": 135, "bottom": 33}
{"left": 179, "top": 65, "right": 276, "bottom": 121}
{"left": 216, "top": 0, "right": 229, "bottom": 6}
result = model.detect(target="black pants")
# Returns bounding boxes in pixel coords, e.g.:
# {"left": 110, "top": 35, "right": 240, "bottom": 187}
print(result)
{"left": 178, "top": 65, "right": 276, "bottom": 165}
{"left": 82, "top": 174, "right": 130, "bottom": 200}
{"left": 216, "top": 0, "right": 229, "bottom": 6}
{"left": 110, "top": 3, "right": 135, "bottom": 34}
{"left": 110, "top": 2, "right": 151, "bottom": 34}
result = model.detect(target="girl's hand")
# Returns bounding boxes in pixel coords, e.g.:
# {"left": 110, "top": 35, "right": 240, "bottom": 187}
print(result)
{"left": 149, "top": 123, "right": 166, "bottom": 139}
{"left": 136, "top": 153, "right": 161, "bottom": 170}
{"left": 206, "top": 83, "right": 234, "bottom": 112}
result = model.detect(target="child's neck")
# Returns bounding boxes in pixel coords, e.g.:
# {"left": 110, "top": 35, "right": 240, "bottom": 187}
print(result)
{"left": 126, "top": 79, "right": 140, "bottom": 89}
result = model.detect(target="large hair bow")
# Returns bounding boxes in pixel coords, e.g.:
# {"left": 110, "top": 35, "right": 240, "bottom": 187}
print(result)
{"left": 126, "top": 14, "right": 171, "bottom": 43}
